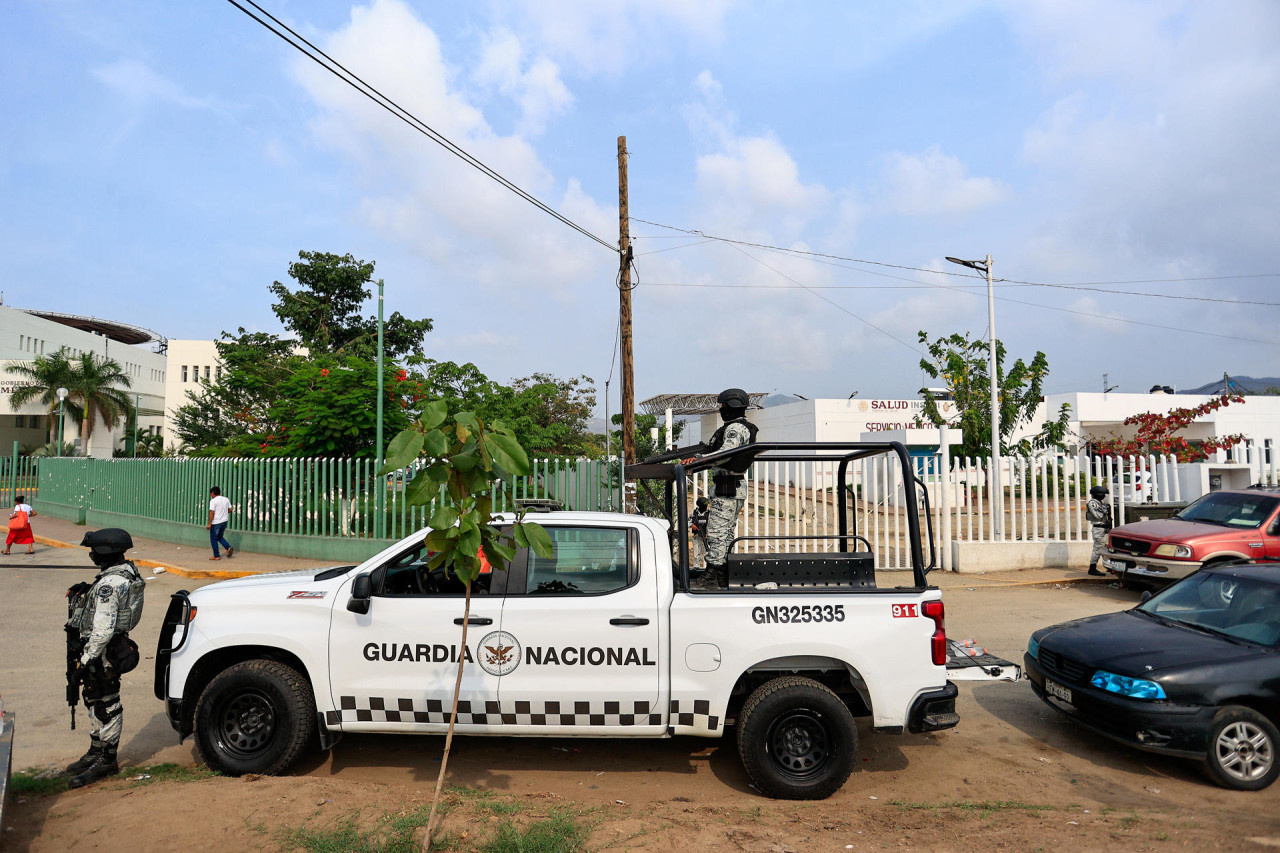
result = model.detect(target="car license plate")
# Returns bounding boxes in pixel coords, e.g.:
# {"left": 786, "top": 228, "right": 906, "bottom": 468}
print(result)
{"left": 1045, "top": 679, "right": 1072, "bottom": 704}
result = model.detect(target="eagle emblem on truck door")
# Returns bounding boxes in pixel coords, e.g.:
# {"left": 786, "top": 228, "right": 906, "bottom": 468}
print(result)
{"left": 477, "top": 631, "right": 522, "bottom": 676}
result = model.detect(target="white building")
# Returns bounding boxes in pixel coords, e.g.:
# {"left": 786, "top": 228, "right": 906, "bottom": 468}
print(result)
{"left": 162, "top": 339, "right": 225, "bottom": 452}
{"left": 0, "top": 306, "right": 167, "bottom": 457}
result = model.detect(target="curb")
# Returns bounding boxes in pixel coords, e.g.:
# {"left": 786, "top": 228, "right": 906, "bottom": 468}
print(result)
{"left": 0, "top": 524, "right": 259, "bottom": 580}
{"left": 950, "top": 576, "right": 1113, "bottom": 589}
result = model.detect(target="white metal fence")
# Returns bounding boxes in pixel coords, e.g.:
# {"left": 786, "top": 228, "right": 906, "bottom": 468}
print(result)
{"left": 689, "top": 449, "right": 1274, "bottom": 572}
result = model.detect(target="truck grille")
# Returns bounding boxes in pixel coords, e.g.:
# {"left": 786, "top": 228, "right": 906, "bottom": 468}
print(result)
{"left": 1039, "top": 648, "right": 1090, "bottom": 684}
{"left": 1110, "top": 536, "right": 1152, "bottom": 556}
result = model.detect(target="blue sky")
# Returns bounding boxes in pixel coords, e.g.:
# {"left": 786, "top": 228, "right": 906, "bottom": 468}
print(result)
{"left": 4, "top": 0, "right": 1278, "bottom": 414}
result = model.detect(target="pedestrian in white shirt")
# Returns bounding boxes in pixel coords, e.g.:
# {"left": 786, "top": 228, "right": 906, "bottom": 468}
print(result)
{"left": 206, "top": 486, "right": 234, "bottom": 560}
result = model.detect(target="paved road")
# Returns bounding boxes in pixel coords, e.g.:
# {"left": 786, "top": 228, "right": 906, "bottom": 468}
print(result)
{"left": 0, "top": 546, "right": 223, "bottom": 773}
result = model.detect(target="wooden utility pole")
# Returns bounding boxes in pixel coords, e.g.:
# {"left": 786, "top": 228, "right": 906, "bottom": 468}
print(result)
{"left": 618, "top": 136, "right": 636, "bottom": 464}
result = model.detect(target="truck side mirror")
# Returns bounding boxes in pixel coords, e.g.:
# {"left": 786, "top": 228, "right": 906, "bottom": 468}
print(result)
{"left": 1140, "top": 590, "right": 1152, "bottom": 604}
{"left": 1269, "top": 519, "right": 1280, "bottom": 537}
{"left": 347, "top": 574, "right": 372, "bottom": 614}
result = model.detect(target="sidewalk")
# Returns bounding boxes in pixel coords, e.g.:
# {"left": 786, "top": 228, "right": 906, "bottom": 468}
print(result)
{"left": 2, "top": 514, "right": 335, "bottom": 579}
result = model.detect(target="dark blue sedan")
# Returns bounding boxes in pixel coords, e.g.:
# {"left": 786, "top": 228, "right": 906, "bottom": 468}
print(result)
{"left": 1025, "top": 561, "right": 1280, "bottom": 790}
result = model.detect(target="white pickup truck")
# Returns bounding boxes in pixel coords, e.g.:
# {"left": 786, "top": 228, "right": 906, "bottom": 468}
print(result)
{"left": 155, "top": 441, "right": 1016, "bottom": 799}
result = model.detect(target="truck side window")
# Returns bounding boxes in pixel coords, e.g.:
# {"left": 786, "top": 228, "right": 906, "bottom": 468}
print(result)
{"left": 525, "top": 527, "right": 630, "bottom": 595}
{"left": 378, "top": 542, "right": 493, "bottom": 597}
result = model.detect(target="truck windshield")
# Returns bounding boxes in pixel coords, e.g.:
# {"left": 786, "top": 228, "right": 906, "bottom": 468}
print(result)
{"left": 1173, "top": 492, "right": 1280, "bottom": 529}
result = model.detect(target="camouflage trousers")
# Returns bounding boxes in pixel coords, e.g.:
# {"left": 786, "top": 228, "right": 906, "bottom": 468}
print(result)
{"left": 82, "top": 664, "right": 123, "bottom": 747}
{"left": 1090, "top": 526, "right": 1108, "bottom": 565}
{"left": 706, "top": 497, "right": 744, "bottom": 567}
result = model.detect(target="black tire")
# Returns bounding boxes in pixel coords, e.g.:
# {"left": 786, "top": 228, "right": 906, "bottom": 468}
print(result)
{"left": 195, "top": 660, "right": 315, "bottom": 776}
{"left": 735, "top": 676, "right": 857, "bottom": 800}
{"left": 1201, "top": 705, "right": 1280, "bottom": 791}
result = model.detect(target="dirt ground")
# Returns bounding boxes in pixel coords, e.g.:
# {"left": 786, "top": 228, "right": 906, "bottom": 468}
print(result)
{"left": 5, "top": 582, "right": 1280, "bottom": 852}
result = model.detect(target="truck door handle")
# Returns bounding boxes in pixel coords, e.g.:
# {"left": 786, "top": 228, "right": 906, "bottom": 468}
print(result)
{"left": 455, "top": 616, "right": 493, "bottom": 626}
{"left": 610, "top": 617, "right": 649, "bottom": 626}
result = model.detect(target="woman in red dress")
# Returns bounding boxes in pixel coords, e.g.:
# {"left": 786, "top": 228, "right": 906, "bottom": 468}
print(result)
{"left": 5, "top": 495, "right": 36, "bottom": 555}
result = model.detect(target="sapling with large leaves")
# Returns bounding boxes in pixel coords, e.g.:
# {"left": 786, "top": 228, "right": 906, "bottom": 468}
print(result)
{"left": 377, "top": 399, "right": 553, "bottom": 849}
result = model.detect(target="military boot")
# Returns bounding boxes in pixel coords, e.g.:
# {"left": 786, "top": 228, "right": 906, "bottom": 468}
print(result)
{"left": 1087, "top": 561, "right": 1105, "bottom": 577}
{"left": 66, "top": 741, "right": 105, "bottom": 776}
{"left": 692, "top": 563, "right": 726, "bottom": 590}
{"left": 68, "top": 747, "right": 118, "bottom": 788}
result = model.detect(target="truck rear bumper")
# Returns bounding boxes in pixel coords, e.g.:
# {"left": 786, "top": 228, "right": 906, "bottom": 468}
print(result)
{"left": 907, "top": 682, "right": 959, "bottom": 733}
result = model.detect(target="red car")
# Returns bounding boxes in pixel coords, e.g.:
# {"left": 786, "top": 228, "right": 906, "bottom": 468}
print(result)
{"left": 1103, "top": 488, "right": 1280, "bottom": 587}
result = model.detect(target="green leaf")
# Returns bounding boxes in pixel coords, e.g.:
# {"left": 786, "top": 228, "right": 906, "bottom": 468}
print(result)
{"left": 453, "top": 449, "right": 479, "bottom": 472}
{"left": 455, "top": 422, "right": 471, "bottom": 443}
{"left": 452, "top": 552, "right": 481, "bottom": 584}
{"left": 513, "top": 525, "right": 530, "bottom": 549}
{"left": 486, "top": 432, "right": 531, "bottom": 477}
{"left": 456, "top": 411, "right": 482, "bottom": 434}
{"left": 420, "top": 399, "right": 448, "bottom": 430}
{"left": 404, "top": 468, "right": 443, "bottom": 505}
{"left": 422, "top": 428, "right": 449, "bottom": 457}
{"left": 379, "top": 429, "right": 424, "bottom": 474}
{"left": 522, "top": 521, "right": 554, "bottom": 558}
{"left": 429, "top": 505, "right": 459, "bottom": 530}
{"left": 424, "top": 528, "right": 455, "bottom": 553}
{"left": 484, "top": 539, "right": 516, "bottom": 565}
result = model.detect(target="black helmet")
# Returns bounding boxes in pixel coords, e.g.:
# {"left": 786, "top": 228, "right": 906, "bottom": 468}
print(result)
{"left": 717, "top": 388, "right": 749, "bottom": 408}
{"left": 1089, "top": 485, "right": 1108, "bottom": 499}
{"left": 81, "top": 528, "right": 134, "bottom": 567}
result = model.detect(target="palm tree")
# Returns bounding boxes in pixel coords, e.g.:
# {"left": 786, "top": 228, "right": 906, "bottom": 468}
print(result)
{"left": 7, "top": 348, "right": 82, "bottom": 444}
{"left": 67, "top": 351, "right": 134, "bottom": 453}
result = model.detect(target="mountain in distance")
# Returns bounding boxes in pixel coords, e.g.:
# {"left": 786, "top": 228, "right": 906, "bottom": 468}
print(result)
{"left": 1177, "top": 375, "right": 1280, "bottom": 395}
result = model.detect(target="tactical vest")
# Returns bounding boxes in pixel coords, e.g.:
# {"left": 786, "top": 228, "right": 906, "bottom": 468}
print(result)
{"left": 705, "top": 418, "right": 759, "bottom": 475}
{"left": 69, "top": 562, "right": 145, "bottom": 634}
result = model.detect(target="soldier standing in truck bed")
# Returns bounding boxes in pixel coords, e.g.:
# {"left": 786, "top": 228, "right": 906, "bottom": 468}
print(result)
{"left": 693, "top": 388, "right": 758, "bottom": 589}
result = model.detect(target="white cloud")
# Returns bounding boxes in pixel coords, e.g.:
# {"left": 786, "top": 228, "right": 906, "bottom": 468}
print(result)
{"left": 290, "top": 0, "right": 612, "bottom": 303}
{"left": 91, "top": 58, "right": 218, "bottom": 111}
{"left": 878, "top": 146, "right": 1008, "bottom": 216}
{"left": 472, "top": 29, "right": 572, "bottom": 135}
{"left": 488, "top": 0, "right": 733, "bottom": 76}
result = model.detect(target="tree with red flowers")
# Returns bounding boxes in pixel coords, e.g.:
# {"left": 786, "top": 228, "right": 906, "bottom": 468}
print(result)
{"left": 1092, "top": 395, "right": 1247, "bottom": 462}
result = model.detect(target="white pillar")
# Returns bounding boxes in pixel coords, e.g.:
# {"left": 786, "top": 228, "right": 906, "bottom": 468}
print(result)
{"left": 665, "top": 407, "right": 674, "bottom": 450}
{"left": 939, "top": 425, "right": 952, "bottom": 571}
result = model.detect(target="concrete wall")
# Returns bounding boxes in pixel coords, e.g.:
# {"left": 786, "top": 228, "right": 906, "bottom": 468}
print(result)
{"left": 951, "top": 540, "right": 1093, "bottom": 573}
{"left": 38, "top": 500, "right": 399, "bottom": 563}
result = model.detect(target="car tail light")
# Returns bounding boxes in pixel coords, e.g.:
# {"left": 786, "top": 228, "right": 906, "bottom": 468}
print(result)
{"left": 923, "top": 600, "right": 946, "bottom": 666}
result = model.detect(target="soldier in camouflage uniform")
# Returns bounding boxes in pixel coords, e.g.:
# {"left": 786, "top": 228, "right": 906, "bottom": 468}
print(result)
{"left": 693, "top": 389, "right": 758, "bottom": 590}
{"left": 1085, "top": 485, "right": 1112, "bottom": 577}
{"left": 65, "top": 528, "right": 145, "bottom": 788}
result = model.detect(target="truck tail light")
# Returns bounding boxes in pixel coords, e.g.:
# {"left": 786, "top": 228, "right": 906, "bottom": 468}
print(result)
{"left": 923, "top": 600, "right": 946, "bottom": 666}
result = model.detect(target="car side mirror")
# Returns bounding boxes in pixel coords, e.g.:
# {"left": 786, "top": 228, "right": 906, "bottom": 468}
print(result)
{"left": 1268, "top": 519, "right": 1280, "bottom": 537}
{"left": 347, "top": 574, "right": 372, "bottom": 614}
{"left": 1140, "top": 590, "right": 1152, "bottom": 604}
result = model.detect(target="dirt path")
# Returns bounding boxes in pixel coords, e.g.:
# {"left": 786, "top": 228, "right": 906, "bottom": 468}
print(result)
{"left": 6, "top": 584, "right": 1280, "bottom": 851}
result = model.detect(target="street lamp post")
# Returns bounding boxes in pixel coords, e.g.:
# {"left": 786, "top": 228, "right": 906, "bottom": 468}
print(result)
{"left": 56, "top": 387, "right": 68, "bottom": 457}
{"left": 375, "top": 279, "right": 385, "bottom": 540}
{"left": 945, "top": 254, "right": 1002, "bottom": 539}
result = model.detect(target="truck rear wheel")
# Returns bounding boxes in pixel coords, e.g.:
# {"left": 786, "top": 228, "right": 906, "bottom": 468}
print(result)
{"left": 195, "top": 660, "right": 315, "bottom": 776}
{"left": 735, "top": 676, "right": 857, "bottom": 799}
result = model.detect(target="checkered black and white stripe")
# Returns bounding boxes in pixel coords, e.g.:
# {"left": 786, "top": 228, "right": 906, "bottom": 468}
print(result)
{"left": 670, "top": 699, "right": 720, "bottom": 732}
{"left": 326, "top": 697, "right": 663, "bottom": 727}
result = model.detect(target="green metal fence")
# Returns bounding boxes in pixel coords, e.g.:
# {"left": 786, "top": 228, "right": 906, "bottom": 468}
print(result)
{"left": 0, "top": 451, "right": 40, "bottom": 506}
{"left": 35, "top": 456, "right": 615, "bottom": 541}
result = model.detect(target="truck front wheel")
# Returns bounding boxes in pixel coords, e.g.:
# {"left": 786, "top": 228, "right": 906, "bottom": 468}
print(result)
{"left": 195, "top": 660, "right": 316, "bottom": 776}
{"left": 735, "top": 676, "right": 857, "bottom": 799}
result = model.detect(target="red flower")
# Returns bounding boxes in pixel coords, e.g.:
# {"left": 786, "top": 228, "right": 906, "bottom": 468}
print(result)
{"left": 321, "top": 368, "right": 330, "bottom": 377}
{"left": 396, "top": 369, "right": 408, "bottom": 382}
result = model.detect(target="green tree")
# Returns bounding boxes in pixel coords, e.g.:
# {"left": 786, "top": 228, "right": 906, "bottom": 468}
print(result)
{"left": 916, "top": 330, "right": 1071, "bottom": 458}
{"left": 6, "top": 348, "right": 80, "bottom": 443}
{"left": 270, "top": 251, "right": 433, "bottom": 359}
{"left": 377, "top": 403, "right": 552, "bottom": 847}
{"left": 66, "top": 351, "right": 134, "bottom": 452}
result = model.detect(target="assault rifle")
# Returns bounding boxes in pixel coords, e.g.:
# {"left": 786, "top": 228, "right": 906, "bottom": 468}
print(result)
{"left": 65, "top": 582, "right": 91, "bottom": 730}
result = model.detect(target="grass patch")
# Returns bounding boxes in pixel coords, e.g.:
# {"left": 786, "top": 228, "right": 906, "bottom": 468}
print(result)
{"left": 481, "top": 810, "right": 590, "bottom": 853}
{"left": 124, "top": 763, "right": 219, "bottom": 786}
{"left": 889, "top": 800, "right": 1054, "bottom": 819}
{"left": 9, "top": 769, "right": 66, "bottom": 797}
{"left": 281, "top": 805, "right": 433, "bottom": 853}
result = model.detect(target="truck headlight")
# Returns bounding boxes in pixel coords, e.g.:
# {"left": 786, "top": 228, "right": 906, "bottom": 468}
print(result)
{"left": 1090, "top": 670, "right": 1166, "bottom": 700}
{"left": 1027, "top": 636, "right": 1040, "bottom": 660}
{"left": 1153, "top": 544, "right": 1192, "bottom": 559}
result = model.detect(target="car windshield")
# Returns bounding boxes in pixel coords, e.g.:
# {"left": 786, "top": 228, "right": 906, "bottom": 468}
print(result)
{"left": 1173, "top": 492, "right": 1280, "bottom": 529}
{"left": 1138, "top": 571, "right": 1280, "bottom": 646}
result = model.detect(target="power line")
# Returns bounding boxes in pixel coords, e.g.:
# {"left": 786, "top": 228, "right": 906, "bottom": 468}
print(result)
{"left": 723, "top": 243, "right": 920, "bottom": 353}
{"left": 226, "top": 0, "right": 616, "bottom": 253}
{"left": 631, "top": 216, "right": 1280, "bottom": 305}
